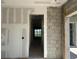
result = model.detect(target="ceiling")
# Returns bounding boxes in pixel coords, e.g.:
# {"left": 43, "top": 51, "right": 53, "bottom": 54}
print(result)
{"left": 2, "top": 0, "right": 68, "bottom": 7}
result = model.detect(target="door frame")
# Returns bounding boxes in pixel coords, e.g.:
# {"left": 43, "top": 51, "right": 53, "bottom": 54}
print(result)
{"left": 29, "top": 15, "right": 44, "bottom": 57}
{"left": 65, "top": 11, "right": 77, "bottom": 59}
{"left": 27, "top": 9, "right": 47, "bottom": 58}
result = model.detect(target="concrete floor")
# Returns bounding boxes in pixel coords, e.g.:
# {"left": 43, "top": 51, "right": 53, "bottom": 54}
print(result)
{"left": 29, "top": 39, "right": 43, "bottom": 58}
{"left": 29, "top": 46, "right": 43, "bottom": 58}
{"left": 2, "top": 46, "right": 77, "bottom": 59}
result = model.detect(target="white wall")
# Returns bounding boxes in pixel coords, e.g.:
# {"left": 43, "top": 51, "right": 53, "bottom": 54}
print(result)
{"left": 1, "top": 6, "right": 47, "bottom": 58}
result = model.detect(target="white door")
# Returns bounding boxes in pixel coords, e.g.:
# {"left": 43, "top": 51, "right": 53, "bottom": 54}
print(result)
{"left": 8, "top": 26, "right": 22, "bottom": 58}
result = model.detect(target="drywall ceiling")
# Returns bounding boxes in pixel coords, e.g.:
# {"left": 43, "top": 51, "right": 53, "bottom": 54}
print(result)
{"left": 2, "top": 0, "right": 68, "bottom": 7}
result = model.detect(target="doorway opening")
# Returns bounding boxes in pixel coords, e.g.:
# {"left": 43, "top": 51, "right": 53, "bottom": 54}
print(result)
{"left": 65, "top": 12, "right": 77, "bottom": 59}
{"left": 29, "top": 15, "right": 44, "bottom": 58}
{"left": 69, "top": 14, "right": 77, "bottom": 59}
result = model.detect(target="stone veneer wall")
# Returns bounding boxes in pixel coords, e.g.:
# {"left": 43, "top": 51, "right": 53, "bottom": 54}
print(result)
{"left": 47, "top": 7, "right": 63, "bottom": 59}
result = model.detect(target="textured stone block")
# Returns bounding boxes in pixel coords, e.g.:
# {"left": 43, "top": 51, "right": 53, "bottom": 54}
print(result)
{"left": 47, "top": 7, "right": 62, "bottom": 59}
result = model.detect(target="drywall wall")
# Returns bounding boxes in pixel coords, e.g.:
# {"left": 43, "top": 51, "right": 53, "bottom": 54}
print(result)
{"left": 1, "top": 7, "right": 29, "bottom": 58}
{"left": 1, "top": 7, "right": 47, "bottom": 58}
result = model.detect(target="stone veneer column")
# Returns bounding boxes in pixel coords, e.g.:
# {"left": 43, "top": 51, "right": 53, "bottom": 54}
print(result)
{"left": 47, "top": 7, "right": 63, "bottom": 59}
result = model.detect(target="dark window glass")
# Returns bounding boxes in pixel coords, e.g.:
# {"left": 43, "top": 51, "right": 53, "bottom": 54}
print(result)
{"left": 70, "top": 23, "right": 74, "bottom": 46}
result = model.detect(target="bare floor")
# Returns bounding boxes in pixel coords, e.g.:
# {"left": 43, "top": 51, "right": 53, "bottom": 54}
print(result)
{"left": 2, "top": 46, "right": 77, "bottom": 59}
{"left": 29, "top": 39, "right": 43, "bottom": 58}
{"left": 29, "top": 45, "right": 43, "bottom": 58}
